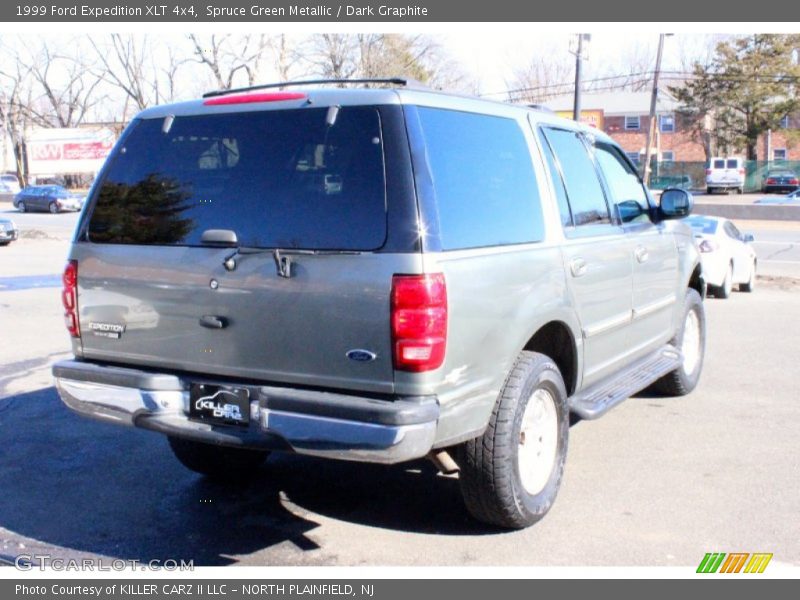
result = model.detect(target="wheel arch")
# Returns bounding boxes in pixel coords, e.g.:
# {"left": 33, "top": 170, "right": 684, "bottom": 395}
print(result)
{"left": 688, "top": 262, "right": 706, "bottom": 299}
{"left": 522, "top": 320, "right": 578, "bottom": 396}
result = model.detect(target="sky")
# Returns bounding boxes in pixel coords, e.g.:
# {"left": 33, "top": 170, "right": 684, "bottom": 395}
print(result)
{"left": 440, "top": 31, "right": 710, "bottom": 95}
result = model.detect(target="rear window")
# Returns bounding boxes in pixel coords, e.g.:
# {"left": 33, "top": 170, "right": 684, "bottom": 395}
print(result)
{"left": 87, "top": 107, "right": 387, "bottom": 250}
{"left": 686, "top": 217, "right": 718, "bottom": 234}
{"left": 726, "top": 159, "right": 739, "bottom": 169}
{"left": 713, "top": 159, "right": 725, "bottom": 169}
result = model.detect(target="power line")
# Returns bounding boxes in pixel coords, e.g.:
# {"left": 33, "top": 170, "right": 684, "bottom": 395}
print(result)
{"left": 480, "top": 71, "right": 655, "bottom": 98}
{"left": 483, "top": 69, "right": 800, "bottom": 99}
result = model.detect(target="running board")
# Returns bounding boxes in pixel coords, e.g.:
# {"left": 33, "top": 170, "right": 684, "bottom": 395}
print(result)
{"left": 569, "top": 345, "right": 683, "bottom": 420}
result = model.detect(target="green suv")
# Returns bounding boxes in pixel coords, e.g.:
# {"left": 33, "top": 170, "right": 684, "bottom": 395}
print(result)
{"left": 53, "top": 80, "right": 706, "bottom": 529}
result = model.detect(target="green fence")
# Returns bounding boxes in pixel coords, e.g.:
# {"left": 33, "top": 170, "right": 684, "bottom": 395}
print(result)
{"left": 647, "top": 160, "right": 800, "bottom": 193}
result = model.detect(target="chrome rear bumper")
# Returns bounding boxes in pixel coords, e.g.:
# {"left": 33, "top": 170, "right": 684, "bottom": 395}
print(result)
{"left": 54, "top": 360, "right": 438, "bottom": 464}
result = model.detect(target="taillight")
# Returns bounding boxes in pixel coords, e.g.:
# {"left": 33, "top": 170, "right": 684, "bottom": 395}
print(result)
{"left": 790, "top": 179, "right": 799, "bottom": 185}
{"left": 767, "top": 178, "right": 777, "bottom": 184}
{"left": 698, "top": 239, "right": 718, "bottom": 253}
{"left": 705, "top": 169, "right": 712, "bottom": 176}
{"left": 391, "top": 273, "right": 447, "bottom": 372}
{"left": 738, "top": 168, "right": 745, "bottom": 176}
{"left": 62, "top": 260, "right": 80, "bottom": 338}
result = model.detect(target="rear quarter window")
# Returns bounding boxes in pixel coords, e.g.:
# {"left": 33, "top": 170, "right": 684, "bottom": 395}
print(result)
{"left": 411, "top": 107, "right": 544, "bottom": 250}
{"left": 87, "top": 107, "right": 387, "bottom": 250}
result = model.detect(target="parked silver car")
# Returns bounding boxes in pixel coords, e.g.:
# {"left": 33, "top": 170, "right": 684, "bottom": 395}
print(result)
{"left": 53, "top": 79, "right": 705, "bottom": 529}
{"left": 0, "top": 218, "right": 18, "bottom": 246}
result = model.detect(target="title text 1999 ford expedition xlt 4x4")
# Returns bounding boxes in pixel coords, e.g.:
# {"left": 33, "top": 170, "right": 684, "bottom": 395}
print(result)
{"left": 53, "top": 79, "right": 706, "bottom": 529}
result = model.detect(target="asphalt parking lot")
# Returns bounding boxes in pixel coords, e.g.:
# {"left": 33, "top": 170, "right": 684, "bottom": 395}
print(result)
{"left": 1, "top": 204, "right": 799, "bottom": 568}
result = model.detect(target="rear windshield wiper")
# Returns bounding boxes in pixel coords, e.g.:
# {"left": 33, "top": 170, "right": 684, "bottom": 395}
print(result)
{"left": 200, "top": 229, "right": 358, "bottom": 278}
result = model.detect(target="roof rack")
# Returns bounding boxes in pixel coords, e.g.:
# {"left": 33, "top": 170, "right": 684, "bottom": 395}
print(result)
{"left": 202, "top": 77, "right": 426, "bottom": 99}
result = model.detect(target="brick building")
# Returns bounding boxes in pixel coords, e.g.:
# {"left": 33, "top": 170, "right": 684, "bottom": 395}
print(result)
{"left": 544, "top": 91, "right": 800, "bottom": 163}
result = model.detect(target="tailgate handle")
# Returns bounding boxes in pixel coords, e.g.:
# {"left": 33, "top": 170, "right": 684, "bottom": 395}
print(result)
{"left": 199, "top": 315, "right": 228, "bottom": 329}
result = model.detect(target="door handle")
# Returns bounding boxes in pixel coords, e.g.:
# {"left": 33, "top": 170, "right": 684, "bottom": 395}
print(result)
{"left": 569, "top": 257, "right": 588, "bottom": 278}
{"left": 634, "top": 246, "right": 649, "bottom": 264}
{"left": 199, "top": 315, "right": 228, "bottom": 329}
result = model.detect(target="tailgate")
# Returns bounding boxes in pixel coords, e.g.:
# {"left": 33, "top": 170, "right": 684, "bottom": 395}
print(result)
{"left": 73, "top": 245, "right": 405, "bottom": 393}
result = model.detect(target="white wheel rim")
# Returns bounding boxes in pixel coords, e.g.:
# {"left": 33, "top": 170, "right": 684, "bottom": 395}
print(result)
{"left": 518, "top": 388, "right": 558, "bottom": 495}
{"left": 681, "top": 309, "right": 701, "bottom": 376}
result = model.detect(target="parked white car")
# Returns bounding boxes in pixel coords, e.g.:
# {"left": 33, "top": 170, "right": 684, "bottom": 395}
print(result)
{"left": 0, "top": 174, "right": 21, "bottom": 195}
{"left": 684, "top": 215, "right": 757, "bottom": 298}
{"left": 706, "top": 157, "right": 745, "bottom": 194}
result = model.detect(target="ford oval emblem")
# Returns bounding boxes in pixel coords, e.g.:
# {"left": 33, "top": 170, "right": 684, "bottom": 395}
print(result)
{"left": 347, "top": 349, "right": 377, "bottom": 362}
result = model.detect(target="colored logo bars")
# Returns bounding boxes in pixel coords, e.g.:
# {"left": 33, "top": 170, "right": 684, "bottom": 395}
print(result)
{"left": 697, "top": 552, "right": 773, "bottom": 573}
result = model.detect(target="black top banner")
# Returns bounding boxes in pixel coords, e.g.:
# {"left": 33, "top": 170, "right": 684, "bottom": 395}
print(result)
{"left": 2, "top": 0, "right": 799, "bottom": 22}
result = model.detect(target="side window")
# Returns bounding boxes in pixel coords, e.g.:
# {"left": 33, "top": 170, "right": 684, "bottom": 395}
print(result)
{"left": 724, "top": 221, "right": 742, "bottom": 241}
{"left": 537, "top": 130, "right": 572, "bottom": 227}
{"left": 414, "top": 107, "right": 545, "bottom": 250}
{"left": 594, "top": 143, "right": 651, "bottom": 224}
{"left": 541, "top": 128, "right": 610, "bottom": 227}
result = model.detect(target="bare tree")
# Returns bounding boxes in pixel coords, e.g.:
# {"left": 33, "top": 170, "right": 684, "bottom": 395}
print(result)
{"left": 90, "top": 34, "right": 184, "bottom": 119}
{"left": 507, "top": 52, "right": 573, "bottom": 103}
{"left": 302, "top": 34, "right": 359, "bottom": 81}
{"left": 17, "top": 38, "right": 105, "bottom": 129}
{"left": 271, "top": 34, "right": 302, "bottom": 82}
{"left": 299, "top": 33, "right": 474, "bottom": 92}
{"left": 188, "top": 34, "right": 273, "bottom": 91}
{"left": 0, "top": 43, "right": 34, "bottom": 185}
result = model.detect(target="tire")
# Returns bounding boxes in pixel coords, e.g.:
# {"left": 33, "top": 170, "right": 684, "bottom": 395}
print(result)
{"left": 17, "top": 201, "right": 25, "bottom": 213}
{"left": 737, "top": 187, "right": 744, "bottom": 195}
{"left": 167, "top": 436, "right": 269, "bottom": 479}
{"left": 740, "top": 260, "right": 756, "bottom": 293}
{"left": 714, "top": 263, "right": 733, "bottom": 299}
{"left": 48, "top": 202, "right": 58, "bottom": 214}
{"left": 653, "top": 288, "right": 706, "bottom": 396}
{"left": 706, "top": 187, "right": 713, "bottom": 195}
{"left": 458, "top": 351, "right": 569, "bottom": 529}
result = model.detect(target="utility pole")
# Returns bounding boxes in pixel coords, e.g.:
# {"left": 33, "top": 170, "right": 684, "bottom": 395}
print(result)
{"left": 643, "top": 33, "right": 669, "bottom": 186}
{"left": 571, "top": 34, "right": 590, "bottom": 122}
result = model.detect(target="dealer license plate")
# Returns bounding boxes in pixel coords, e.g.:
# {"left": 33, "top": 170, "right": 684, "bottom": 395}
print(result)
{"left": 189, "top": 383, "right": 249, "bottom": 427}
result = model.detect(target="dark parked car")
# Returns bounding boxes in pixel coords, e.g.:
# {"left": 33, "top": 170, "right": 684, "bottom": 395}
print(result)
{"left": 0, "top": 218, "right": 19, "bottom": 245}
{"left": 761, "top": 169, "right": 799, "bottom": 194}
{"left": 13, "top": 185, "right": 84, "bottom": 213}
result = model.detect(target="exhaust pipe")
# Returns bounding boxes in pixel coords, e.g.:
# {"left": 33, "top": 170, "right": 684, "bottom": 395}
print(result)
{"left": 428, "top": 449, "right": 459, "bottom": 475}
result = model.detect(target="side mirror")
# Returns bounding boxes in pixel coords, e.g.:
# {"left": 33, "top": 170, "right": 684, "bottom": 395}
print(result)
{"left": 617, "top": 199, "right": 646, "bottom": 223}
{"left": 743, "top": 233, "right": 755, "bottom": 243}
{"left": 659, "top": 188, "right": 694, "bottom": 220}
